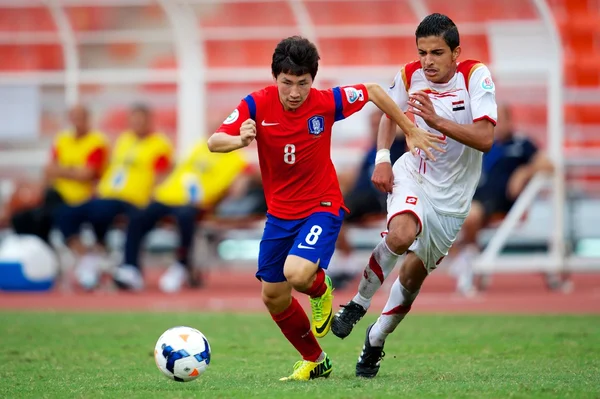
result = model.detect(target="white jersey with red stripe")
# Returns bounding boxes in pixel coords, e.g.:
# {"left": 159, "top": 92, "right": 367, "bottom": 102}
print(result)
{"left": 387, "top": 59, "right": 498, "bottom": 217}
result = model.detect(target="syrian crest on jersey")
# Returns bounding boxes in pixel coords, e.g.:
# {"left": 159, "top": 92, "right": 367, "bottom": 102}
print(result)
{"left": 307, "top": 115, "right": 325, "bottom": 135}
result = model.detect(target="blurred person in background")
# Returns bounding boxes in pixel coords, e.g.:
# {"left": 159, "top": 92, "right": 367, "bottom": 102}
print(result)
{"left": 449, "top": 103, "right": 555, "bottom": 295}
{"left": 113, "top": 138, "right": 247, "bottom": 293}
{"left": 10, "top": 104, "right": 108, "bottom": 244}
{"left": 57, "top": 104, "right": 173, "bottom": 290}
{"left": 328, "top": 109, "right": 407, "bottom": 289}
{"left": 214, "top": 166, "right": 267, "bottom": 218}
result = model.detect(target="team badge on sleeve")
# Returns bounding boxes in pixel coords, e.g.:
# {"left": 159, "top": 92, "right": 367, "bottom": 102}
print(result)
{"left": 307, "top": 115, "right": 325, "bottom": 135}
{"left": 344, "top": 87, "right": 365, "bottom": 103}
{"left": 223, "top": 109, "right": 239, "bottom": 125}
{"left": 482, "top": 77, "right": 495, "bottom": 91}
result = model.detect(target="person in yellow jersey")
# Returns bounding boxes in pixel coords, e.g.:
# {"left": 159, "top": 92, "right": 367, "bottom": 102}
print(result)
{"left": 57, "top": 104, "right": 173, "bottom": 290}
{"left": 113, "top": 138, "right": 248, "bottom": 293}
{"left": 11, "top": 104, "right": 108, "bottom": 244}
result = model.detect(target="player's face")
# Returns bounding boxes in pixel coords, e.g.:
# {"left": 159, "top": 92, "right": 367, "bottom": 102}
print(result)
{"left": 129, "top": 110, "right": 151, "bottom": 135}
{"left": 69, "top": 105, "right": 88, "bottom": 133}
{"left": 275, "top": 73, "right": 313, "bottom": 111}
{"left": 417, "top": 36, "right": 460, "bottom": 84}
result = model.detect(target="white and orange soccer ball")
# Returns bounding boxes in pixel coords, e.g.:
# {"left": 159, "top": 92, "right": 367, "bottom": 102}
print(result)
{"left": 154, "top": 326, "right": 211, "bottom": 382}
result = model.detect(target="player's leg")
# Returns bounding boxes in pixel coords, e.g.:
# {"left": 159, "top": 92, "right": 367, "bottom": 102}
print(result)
{"left": 114, "top": 201, "right": 169, "bottom": 291}
{"left": 159, "top": 204, "right": 200, "bottom": 293}
{"left": 257, "top": 214, "right": 331, "bottom": 381}
{"left": 356, "top": 252, "right": 425, "bottom": 378}
{"left": 356, "top": 212, "right": 464, "bottom": 378}
{"left": 285, "top": 210, "right": 344, "bottom": 338}
{"left": 55, "top": 200, "right": 100, "bottom": 290}
{"left": 332, "top": 186, "right": 422, "bottom": 339}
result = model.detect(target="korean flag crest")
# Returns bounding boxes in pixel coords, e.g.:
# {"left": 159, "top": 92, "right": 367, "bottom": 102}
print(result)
{"left": 307, "top": 115, "right": 325, "bottom": 136}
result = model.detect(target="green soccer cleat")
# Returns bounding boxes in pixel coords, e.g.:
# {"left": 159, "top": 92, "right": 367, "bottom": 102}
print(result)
{"left": 310, "top": 275, "right": 334, "bottom": 338}
{"left": 279, "top": 353, "right": 333, "bottom": 381}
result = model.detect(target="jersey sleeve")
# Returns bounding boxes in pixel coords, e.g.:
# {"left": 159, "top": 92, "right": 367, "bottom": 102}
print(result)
{"left": 468, "top": 65, "right": 498, "bottom": 125}
{"left": 387, "top": 69, "right": 410, "bottom": 111}
{"left": 522, "top": 138, "right": 538, "bottom": 163}
{"left": 331, "top": 84, "right": 369, "bottom": 121}
{"left": 215, "top": 98, "right": 252, "bottom": 136}
{"left": 86, "top": 147, "right": 108, "bottom": 176}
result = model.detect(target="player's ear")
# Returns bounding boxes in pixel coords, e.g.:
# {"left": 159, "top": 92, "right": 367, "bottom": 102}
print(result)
{"left": 452, "top": 46, "right": 461, "bottom": 62}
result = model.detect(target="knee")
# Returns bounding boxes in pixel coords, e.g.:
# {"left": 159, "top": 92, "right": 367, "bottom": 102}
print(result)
{"left": 262, "top": 289, "right": 291, "bottom": 314}
{"left": 386, "top": 228, "right": 417, "bottom": 254}
{"left": 283, "top": 263, "right": 315, "bottom": 291}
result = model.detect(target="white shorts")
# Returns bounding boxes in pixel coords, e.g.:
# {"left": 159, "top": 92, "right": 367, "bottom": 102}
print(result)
{"left": 386, "top": 174, "right": 465, "bottom": 273}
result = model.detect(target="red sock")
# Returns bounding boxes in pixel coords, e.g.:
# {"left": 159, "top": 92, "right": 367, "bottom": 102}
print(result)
{"left": 271, "top": 297, "right": 322, "bottom": 362}
{"left": 302, "top": 268, "right": 327, "bottom": 298}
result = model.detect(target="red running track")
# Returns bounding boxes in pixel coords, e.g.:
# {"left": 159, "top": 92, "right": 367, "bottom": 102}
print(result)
{"left": 1, "top": 270, "right": 599, "bottom": 314}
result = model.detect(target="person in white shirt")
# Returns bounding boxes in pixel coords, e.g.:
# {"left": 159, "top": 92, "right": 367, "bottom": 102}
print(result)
{"left": 331, "top": 13, "right": 498, "bottom": 378}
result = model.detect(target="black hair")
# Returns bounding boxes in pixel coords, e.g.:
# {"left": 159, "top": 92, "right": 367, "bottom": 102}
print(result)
{"left": 415, "top": 13, "right": 460, "bottom": 51}
{"left": 271, "top": 36, "right": 320, "bottom": 80}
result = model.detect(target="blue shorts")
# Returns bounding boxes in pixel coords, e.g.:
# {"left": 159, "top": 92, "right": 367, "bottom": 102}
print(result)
{"left": 256, "top": 209, "right": 345, "bottom": 283}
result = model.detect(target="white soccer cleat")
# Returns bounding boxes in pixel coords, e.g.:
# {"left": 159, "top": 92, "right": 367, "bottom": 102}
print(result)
{"left": 159, "top": 262, "right": 188, "bottom": 293}
{"left": 74, "top": 253, "right": 103, "bottom": 291}
{"left": 113, "top": 264, "right": 145, "bottom": 291}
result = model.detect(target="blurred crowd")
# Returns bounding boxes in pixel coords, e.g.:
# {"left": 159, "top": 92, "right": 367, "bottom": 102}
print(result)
{"left": 0, "top": 102, "right": 560, "bottom": 295}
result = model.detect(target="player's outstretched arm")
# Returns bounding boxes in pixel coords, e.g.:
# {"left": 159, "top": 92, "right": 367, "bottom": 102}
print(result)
{"left": 364, "top": 83, "right": 445, "bottom": 161}
{"left": 208, "top": 119, "right": 256, "bottom": 153}
{"left": 408, "top": 91, "right": 494, "bottom": 153}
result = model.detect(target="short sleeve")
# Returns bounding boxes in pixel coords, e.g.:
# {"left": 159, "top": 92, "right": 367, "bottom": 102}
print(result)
{"left": 329, "top": 84, "right": 368, "bottom": 121}
{"left": 468, "top": 65, "right": 498, "bottom": 125}
{"left": 86, "top": 147, "right": 108, "bottom": 174}
{"left": 215, "top": 98, "right": 252, "bottom": 136}
{"left": 387, "top": 69, "right": 410, "bottom": 111}
{"left": 521, "top": 138, "right": 538, "bottom": 163}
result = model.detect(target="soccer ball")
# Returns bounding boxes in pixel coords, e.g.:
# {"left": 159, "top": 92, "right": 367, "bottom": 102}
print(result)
{"left": 154, "top": 326, "right": 211, "bottom": 382}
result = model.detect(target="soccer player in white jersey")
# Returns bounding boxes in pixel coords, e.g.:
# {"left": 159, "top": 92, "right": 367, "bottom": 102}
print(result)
{"left": 331, "top": 13, "right": 498, "bottom": 378}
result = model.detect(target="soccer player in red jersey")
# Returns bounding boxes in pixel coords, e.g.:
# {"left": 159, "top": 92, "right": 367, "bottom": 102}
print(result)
{"left": 209, "top": 36, "right": 442, "bottom": 381}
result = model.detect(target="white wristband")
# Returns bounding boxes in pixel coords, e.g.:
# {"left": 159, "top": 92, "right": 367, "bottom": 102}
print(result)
{"left": 375, "top": 149, "right": 391, "bottom": 164}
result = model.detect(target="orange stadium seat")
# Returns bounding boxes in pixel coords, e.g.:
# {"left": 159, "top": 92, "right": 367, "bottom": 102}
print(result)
{"left": 565, "top": 105, "right": 600, "bottom": 125}
{"left": 198, "top": 2, "right": 295, "bottom": 27}
{"left": 305, "top": 1, "right": 415, "bottom": 25}
{"left": 0, "top": 44, "right": 63, "bottom": 71}
{"left": 424, "top": 0, "right": 537, "bottom": 22}
{"left": 154, "top": 108, "right": 177, "bottom": 136}
{"left": 205, "top": 40, "right": 278, "bottom": 67}
{"left": 100, "top": 108, "right": 128, "bottom": 136}
{"left": 0, "top": 8, "right": 55, "bottom": 31}
{"left": 64, "top": 6, "right": 108, "bottom": 31}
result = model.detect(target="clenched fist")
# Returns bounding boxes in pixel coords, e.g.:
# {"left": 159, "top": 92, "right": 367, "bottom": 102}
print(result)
{"left": 240, "top": 119, "right": 257, "bottom": 147}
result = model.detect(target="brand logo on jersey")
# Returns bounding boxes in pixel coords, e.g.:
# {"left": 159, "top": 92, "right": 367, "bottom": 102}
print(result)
{"left": 452, "top": 100, "right": 465, "bottom": 111}
{"left": 307, "top": 115, "right": 325, "bottom": 135}
{"left": 405, "top": 196, "right": 418, "bottom": 205}
{"left": 223, "top": 109, "right": 239, "bottom": 125}
{"left": 482, "top": 77, "right": 494, "bottom": 91}
{"left": 344, "top": 87, "right": 364, "bottom": 104}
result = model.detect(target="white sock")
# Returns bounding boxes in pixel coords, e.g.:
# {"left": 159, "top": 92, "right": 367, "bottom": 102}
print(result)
{"left": 315, "top": 351, "right": 325, "bottom": 362}
{"left": 369, "top": 279, "right": 419, "bottom": 347}
{"left": 352, "top": 239, "right": 400, "bottom": 309}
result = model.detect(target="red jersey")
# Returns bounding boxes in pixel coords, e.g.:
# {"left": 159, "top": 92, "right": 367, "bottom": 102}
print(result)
{"left": 217, "top": 84, "right": 369, "bottom": 219}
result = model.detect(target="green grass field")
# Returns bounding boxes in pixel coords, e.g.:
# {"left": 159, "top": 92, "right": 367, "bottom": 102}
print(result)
{"left": 0, "top": 312, "right": 598, "bottom": 398}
